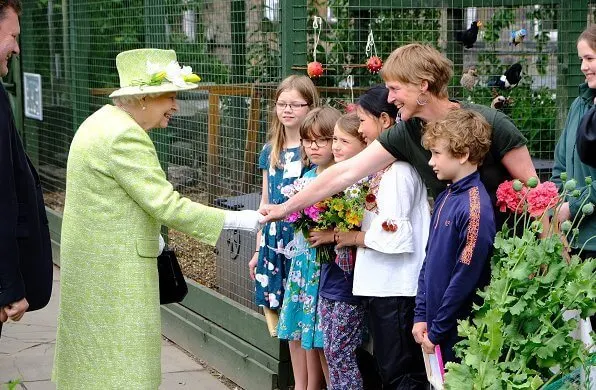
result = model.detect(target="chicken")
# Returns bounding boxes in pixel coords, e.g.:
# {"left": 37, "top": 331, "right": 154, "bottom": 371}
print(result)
{"left": 510, "top": 29, "right": 527, "bottom": 46}
{"left": 488, "top": 63, "right": 522, "bottom": 90}
{"left": 490, "top": 90, "right": 513, "bottom": 114}
{"left": 455, "top": 20, "right": 482, "bottom": 49}
{"left": 460, "top": 68, "right": 479, "bottom": 90}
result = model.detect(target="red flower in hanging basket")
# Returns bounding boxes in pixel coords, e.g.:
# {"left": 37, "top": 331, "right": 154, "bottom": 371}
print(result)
{"left": 366, "top": 56, "right": 383, "bottom": 74}
{"left": 365, "top": 193, "right": 376, "bottom": 203}
{"left": 307, "top": 61, "right": 324, "bottom": 78}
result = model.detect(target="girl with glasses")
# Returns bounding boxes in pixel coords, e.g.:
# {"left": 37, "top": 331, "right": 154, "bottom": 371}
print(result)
{"left": 278, "top": 106, "right": 341, "bottom": 390}
{"left": 250, "top": 75, "right": 318, "bottom": 338}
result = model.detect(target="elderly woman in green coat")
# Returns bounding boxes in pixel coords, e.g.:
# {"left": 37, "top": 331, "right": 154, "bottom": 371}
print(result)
{"left": 52, "top": 49, "right": 262, "bottom": 389}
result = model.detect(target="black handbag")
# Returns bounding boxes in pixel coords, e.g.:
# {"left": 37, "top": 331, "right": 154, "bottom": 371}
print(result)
{"left": 157, "top": 249, "right": 188, "bottom": 305}
{"left": 577, "top": 106, "right": 596, "bottom": 168}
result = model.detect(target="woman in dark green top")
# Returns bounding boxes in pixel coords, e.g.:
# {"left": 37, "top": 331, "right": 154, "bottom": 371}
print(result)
{"left": 262, "top": 43, "right": 538, "bottom": 230}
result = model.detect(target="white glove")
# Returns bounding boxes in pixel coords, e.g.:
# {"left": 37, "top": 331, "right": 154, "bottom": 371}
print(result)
{"left": 223, "top": 210, "right": 263, "bottom": 233}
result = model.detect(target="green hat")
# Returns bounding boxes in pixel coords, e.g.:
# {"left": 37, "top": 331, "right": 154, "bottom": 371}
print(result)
{"left": 109, "top": 48, "right": 201, "bottom": 98}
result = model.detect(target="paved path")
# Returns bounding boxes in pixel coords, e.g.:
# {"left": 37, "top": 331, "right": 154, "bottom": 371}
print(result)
{"left": 0, "top": 266, "right": 231, "bottom": 389}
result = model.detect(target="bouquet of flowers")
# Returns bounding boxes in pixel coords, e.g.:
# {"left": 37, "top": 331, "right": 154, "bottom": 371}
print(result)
{"left": 318, "top": 177, "right": 374, "bottom": 231}
{"left": 317, "top": 177, "right": 375, "bottom": 272}
{"left": 444, "top": 175, "right": 596, "bottom": 389}
{"left": 280, "top": 178, "right": 334, "bottom": 264}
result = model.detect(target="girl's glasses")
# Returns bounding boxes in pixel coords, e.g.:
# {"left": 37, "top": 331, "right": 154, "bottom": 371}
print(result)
{"left": 276, "top": 102, "right": 309, "bottom": 110}
{"left": 301, "top": 138, "right": 332, "bottom": 148}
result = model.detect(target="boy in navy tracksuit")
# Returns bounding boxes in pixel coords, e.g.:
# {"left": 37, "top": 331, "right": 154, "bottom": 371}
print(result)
{"left": 413, "top": 109, "right": 496, "bottom": 363}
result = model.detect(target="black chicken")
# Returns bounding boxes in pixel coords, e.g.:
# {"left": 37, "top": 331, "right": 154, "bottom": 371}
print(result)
{"left": 487, "top": 63, "right": 522, "bottom": 89}
{"left": 455, "top": 20, "right": 482, "bottom": 49}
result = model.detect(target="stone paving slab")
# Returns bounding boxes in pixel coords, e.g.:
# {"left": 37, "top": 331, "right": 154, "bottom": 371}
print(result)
{"left": 0, "top": 266, "right": 230, "bottom": 390}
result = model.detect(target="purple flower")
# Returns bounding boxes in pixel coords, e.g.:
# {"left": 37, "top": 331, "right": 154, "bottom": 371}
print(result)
{"left": 286, "top": 212, "right": 301, "bottom": 223}
{"left": 304, "top": 205, "right": 322, "bottom": 221}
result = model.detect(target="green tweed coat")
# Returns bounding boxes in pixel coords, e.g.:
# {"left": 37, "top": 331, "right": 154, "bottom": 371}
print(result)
{"left": 53, "top": 105, "right": 225, "bottom": 389}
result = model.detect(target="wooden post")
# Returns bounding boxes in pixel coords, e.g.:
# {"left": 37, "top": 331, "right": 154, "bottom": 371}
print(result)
{"left": 243, "top": 85, "right": 260, "bottom": 193}
{"left": 207, "top": 93, "right": 221, "bottom": 205}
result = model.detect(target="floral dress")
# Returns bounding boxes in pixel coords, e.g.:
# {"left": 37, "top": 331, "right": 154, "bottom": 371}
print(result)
{"left": 277, "top": 168, "right": 324, "bottom": 349}
{"left": 254, "top": 144, "right": 306, "bottom": 309}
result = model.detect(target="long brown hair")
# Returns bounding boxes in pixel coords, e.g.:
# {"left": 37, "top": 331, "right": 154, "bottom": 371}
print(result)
{"left": 267, "top": 75, "right": 320, "bottom": 168}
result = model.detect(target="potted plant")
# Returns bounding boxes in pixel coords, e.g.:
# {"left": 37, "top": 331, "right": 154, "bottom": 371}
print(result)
{"left": 444, "top": 176, "right": 595, "bottom": 389}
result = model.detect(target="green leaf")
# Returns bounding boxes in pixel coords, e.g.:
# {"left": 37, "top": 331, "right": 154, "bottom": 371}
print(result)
{"left": 443, "top": 363, "right": 474, "bottom": 390}
{"left": 510, "top": 261, "right": 533, "bottom": 280}
{"left": 509, "top": 298, "right": 527, "bottom": 315}
{"left": 529, "top": 375, "right": 544, "bottom": 389}
{"left": 535, "top": 332, "right": 566, "bottom": 360}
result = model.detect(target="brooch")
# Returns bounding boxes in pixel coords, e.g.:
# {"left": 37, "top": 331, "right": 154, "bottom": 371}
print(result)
{"left": 381, "top": 219, "right": 398, "bottom": 232}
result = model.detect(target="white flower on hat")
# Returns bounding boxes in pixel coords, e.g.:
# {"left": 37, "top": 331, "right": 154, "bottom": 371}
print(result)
{"left": 142, "top": 60, "right": 200, "bottom": 87}
{"left": 146, "top": 60, "right": 162, "bottom": 75}
{"left": 165, "top": 61, "right": 189, "bottom": 87}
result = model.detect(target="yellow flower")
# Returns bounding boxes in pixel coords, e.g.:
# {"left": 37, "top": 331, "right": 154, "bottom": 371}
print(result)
{"left": 333, "top": 201, "right": 344, "bottom": 212}
{"left": 183, "top": 73, "right": 201, "bottom": 83}
{"left": 150, "top": 71, "right": 166, "bottom": 83}
{"left": 345, "top": 212, "right": 361, "bottom": 226}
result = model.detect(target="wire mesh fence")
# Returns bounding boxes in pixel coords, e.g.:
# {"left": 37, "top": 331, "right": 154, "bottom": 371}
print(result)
{"left": 16, "top": 0, "right": 593, "bottom": 312}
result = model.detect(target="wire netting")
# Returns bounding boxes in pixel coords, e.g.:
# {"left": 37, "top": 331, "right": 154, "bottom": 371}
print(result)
{"left": 15, "top": 0, "right": 593, "bottom": 311}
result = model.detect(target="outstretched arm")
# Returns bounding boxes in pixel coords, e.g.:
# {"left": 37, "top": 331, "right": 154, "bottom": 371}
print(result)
{"left": 501, "top": 145, "right": 538, "bottom": 183}
{"left": 261, "top": 141, "right": 396, "bottom": 222}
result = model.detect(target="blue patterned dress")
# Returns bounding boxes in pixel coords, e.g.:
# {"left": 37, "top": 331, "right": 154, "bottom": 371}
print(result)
{"left": 254, "top": 144, "right": 306, "bottom": 309}
{"left": 277, "top": 168, "right": 324, "bottom": 350}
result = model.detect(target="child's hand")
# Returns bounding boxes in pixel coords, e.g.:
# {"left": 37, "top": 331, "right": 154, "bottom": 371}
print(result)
{"left": 308, "top": 229, "right": 335, "bottom": 247}
{"left": 412, "top": 321, "right": 427, "bottom": 344}
{"left": 421, "top": 334, "right": 436, "bottom": 354}
{"left": 335, "top": 231, "right": 361, "bottom": 248}
{"left": 248, "top": 253, "right": 258, "bottom": 281}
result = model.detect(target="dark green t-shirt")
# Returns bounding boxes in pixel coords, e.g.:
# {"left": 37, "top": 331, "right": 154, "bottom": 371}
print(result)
{"left": 378, "top": 102, "right": 527, "bottom": 201}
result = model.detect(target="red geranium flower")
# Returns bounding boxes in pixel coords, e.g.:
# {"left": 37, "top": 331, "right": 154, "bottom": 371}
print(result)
{"left": 366, "top": 193, "right": 376, "bottom": 203}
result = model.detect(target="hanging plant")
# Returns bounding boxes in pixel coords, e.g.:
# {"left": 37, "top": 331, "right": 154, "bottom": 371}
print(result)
{"left": 365, "top": 28, "right": 383, "bottom": 74}
{"left": 306, "top": 16, "right": 324, "bottom": 78}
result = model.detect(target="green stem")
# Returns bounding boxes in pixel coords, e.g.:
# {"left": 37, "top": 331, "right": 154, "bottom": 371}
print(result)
{"left": 540, "top": 372, "right": 562, "bottom": 388}
{"left": 578, "top": 235, "right": 596, "bottom": 257}
{"left": 567, "top": 185, "right": 592, "bottom": 239}
{"left": 504, "top": 345, "right": 514, "bottom": 363}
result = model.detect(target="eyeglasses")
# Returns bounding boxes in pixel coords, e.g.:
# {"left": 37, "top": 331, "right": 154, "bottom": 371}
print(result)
{"left": 276, "top": 102, "right": 310, "bottom": 110}
{"left": 301, "top": 138, "right": 332, "bottom": 148}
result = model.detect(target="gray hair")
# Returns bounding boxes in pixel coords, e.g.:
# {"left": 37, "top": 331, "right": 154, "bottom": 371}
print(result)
{"left": 111, "top": 92, "right": 170, "bottom": 106}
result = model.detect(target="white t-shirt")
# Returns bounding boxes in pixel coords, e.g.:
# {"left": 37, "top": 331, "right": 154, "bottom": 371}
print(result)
{"left": 352, "top": 162, "right": 430, "bottom": 297}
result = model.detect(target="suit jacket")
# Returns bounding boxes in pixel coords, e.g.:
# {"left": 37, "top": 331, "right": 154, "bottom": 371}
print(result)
{"left": 53, "top": 104, "right": 225, "bottom": 388}
{"left": 0, "top": 83, "right": 53, "bottom": 311}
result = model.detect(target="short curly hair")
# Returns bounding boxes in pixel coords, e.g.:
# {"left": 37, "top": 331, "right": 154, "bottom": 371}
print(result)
{"left": 0, "top": 0, "right": 22, "bottom": 20}
{"left": 422, "top": 109, "right": 492, "bottom": 165}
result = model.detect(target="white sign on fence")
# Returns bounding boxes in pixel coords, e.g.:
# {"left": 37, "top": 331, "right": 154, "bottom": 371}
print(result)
{"left": 23, "top": 72, "right": 42, "bottom": 121}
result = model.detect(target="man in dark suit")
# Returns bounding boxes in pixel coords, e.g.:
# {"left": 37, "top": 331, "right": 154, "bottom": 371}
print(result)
{"left": 0, "top": 0, "right": 53, "bottom": 336}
